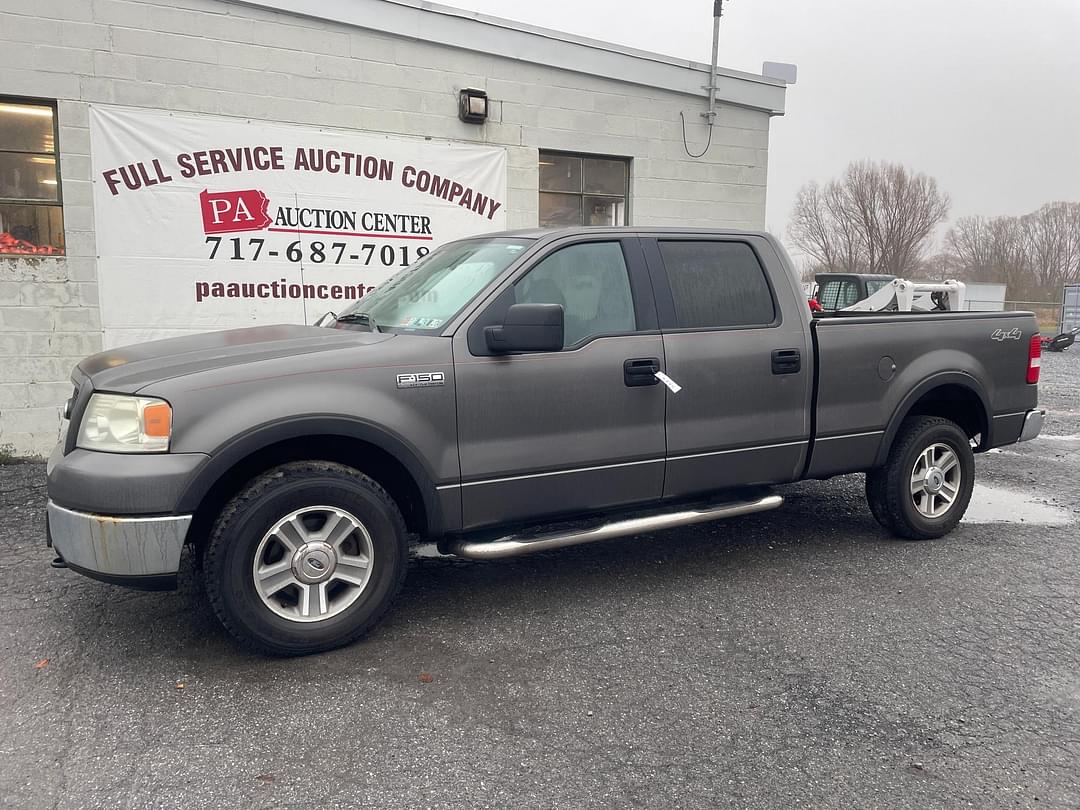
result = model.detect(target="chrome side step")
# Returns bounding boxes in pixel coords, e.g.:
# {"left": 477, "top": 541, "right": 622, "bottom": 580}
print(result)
{"left": 448, "top": 493, "right": 783, "bottom": 560}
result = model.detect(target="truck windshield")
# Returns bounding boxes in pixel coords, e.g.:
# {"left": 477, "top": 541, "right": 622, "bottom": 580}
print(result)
{"left": 333, "top": 238, "right": 531, "bottom": 333}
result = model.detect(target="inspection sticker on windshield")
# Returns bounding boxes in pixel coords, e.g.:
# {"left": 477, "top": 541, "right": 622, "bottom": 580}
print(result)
{"left": 397, "top": 371, "right": 446, "bottom": 389}
{"left": 399, "top": 317, "right": 443, "bottom": 329}
{"left": 654, "top": 371, "right": 682, "bottom": 393}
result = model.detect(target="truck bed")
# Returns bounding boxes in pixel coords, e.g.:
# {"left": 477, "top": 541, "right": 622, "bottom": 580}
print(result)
{"left": 804, "top": 310, "right": 1039, "bottom": 479}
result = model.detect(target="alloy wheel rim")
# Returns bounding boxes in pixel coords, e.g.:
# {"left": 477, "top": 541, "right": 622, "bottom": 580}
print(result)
{"left": 252, "top": 505, "right": 374, "bottom": 623}
{"left": 910, "top": 443, "right": 962, "bottom": 519}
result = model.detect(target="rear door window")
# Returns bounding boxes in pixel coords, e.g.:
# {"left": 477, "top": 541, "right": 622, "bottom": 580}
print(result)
{"left": 657, "top": 241, "right": 776, "bottom": 328}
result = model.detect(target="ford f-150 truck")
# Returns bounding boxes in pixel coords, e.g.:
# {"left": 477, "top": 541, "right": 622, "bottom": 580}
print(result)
{"left": 46, "top": 227, "right": 1045, "bottom": 655}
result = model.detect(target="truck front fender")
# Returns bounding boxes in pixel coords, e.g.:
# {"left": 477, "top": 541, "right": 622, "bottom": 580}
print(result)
{"left": 174, "top": 415, "right": 447, "bottom": 536}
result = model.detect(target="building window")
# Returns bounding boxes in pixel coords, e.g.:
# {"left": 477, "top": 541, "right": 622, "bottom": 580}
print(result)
{"left": 0, "top": 98, "right": 64, "bottom": 255}
{"left": 538, "top": 151, "right": 628, "bottom": 228}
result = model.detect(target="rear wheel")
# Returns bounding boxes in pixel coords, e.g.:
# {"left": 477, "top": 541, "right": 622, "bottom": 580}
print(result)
{"left": 865, "top": 416, "right": 975, "bottom": 540}
{"left": 203, "top": 461, "right": 407, "bottom": 655}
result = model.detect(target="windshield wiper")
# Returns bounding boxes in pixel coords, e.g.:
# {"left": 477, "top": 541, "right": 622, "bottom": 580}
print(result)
{"left": 334, "top": 312, "right": 381, "bottom": 332}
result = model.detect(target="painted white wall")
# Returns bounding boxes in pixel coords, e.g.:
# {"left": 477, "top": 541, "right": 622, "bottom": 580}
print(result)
{"left": 0, "top": 0, "right": 779, "bottom": 455}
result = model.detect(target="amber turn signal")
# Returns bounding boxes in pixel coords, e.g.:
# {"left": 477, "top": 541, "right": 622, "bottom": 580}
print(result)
{"left": 142, "top": 402, "right": 172, "bottom": 438}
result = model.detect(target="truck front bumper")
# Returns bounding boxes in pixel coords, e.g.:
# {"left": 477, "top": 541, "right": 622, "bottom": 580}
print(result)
{"left": 46, "top": 439, "right": 209, "bottom": 590}
{"left": 47, "top": 501, "right": 191, "bottom": 590}
{"left": 1019, "top": 408, "right": 1045, "bottom": 442}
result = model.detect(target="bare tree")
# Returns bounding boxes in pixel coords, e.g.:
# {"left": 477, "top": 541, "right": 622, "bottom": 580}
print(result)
{"left": 1023, "top": 202, "right": 1080, "bottom": 291}
{"left": 788, "top": 161, "right": 950, "bottom": 277}
{"left": 913, "top": 251, "right": 962, "bottom": 281}
{"left": 945, "top": 202, "right": 1080, "bottom": 300}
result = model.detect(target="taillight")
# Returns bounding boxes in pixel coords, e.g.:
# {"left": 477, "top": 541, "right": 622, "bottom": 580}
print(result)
{"left": 1027, "top": 335, "right": 1041, "bottom": 384}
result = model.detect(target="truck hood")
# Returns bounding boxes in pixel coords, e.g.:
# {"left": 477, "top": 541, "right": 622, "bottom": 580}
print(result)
{"left": 79, "top": 324, "right": 394, "bottom": 391}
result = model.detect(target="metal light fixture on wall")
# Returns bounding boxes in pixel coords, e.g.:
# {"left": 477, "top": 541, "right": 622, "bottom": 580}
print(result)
{"left": 458, "top": 88, "right": 488, "bottom": 124}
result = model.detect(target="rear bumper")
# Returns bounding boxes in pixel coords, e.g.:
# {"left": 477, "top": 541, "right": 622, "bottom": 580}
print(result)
{"left": 1018, "top": 408, "right": 1045, "bottom": 442}
{"left": 47, "top": 500, "right": 190, "bottom": 590}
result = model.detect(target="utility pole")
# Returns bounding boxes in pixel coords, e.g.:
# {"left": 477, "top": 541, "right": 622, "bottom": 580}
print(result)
{"left": 682, "top": 0, "right": 725, "bottom": 157}
{"left": 703, "top": 0, "right": 723, "bottom": 124}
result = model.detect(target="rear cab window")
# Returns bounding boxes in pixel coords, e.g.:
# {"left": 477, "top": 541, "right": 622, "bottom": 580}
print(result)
{"left": 656, "top": 240, "right": 777, "bottom": 329}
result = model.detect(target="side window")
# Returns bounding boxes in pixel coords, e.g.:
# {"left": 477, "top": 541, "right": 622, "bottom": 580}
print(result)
{"left": 865, "top": 278, "right": 891, "bottom": 297}
{"left": 515, "top": 241, "right": 636, "bottom": 347}
{"left": 819, "top": 280, "right": 842, "bottom": 310}
{"left": 820, "top": 279, "right": 860, "bottom": 310}
{"left": 658, "top": 241, "right": 776, "bottom": 328}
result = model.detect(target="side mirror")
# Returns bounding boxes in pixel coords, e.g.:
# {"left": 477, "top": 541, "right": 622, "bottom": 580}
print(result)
{"left": 485, "top": 303, "right": 564, "bottom": 353}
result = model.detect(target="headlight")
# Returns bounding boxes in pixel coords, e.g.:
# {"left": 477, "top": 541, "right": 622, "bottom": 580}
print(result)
{"left": 76, "top": 394, "right": 172, "bottom": 453}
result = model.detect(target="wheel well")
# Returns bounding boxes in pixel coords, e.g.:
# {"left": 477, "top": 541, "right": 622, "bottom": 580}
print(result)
{"left": 904, "top": 384, "right": 988, "bottom": 447}
{"left": 187, "top": 435, "right": 429, "bottom": 556}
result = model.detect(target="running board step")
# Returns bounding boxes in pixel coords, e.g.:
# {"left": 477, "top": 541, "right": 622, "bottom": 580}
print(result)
{"left": 447, "top": 493, "right": 784, "bottom": 560}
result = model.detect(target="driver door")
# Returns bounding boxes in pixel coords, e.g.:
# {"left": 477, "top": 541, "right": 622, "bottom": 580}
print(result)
{"left": 452, "top": 236, "right": 666, "bottom": 531}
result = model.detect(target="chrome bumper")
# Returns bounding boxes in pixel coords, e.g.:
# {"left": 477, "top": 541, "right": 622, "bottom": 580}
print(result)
{"left": 1019, "top": 409, "right": 1045, "bottom": 443}
{"left": 47, "top": 500, "right": 190, "bottom": 582}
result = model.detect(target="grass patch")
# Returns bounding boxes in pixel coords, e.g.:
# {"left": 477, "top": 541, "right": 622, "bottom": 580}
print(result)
{"left": 0, "top": 444, "right": 18, "bottom": 464}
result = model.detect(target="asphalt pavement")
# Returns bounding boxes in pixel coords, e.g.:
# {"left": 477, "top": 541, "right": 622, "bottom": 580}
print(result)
{"left": 2, "top": 352, "right": 1079, "bottom": 809}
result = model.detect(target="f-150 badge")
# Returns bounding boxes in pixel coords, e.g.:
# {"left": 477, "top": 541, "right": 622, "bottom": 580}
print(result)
{"left": 990, "top": 328, "right": 1022, "bottom": 342}
{"left": 397, "top": 372, "right": 445, "bottom": 388}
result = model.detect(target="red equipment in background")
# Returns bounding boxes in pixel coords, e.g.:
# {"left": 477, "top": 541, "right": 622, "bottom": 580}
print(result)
{"left": 0, "top": 232, "right": 64, "bottom": 256}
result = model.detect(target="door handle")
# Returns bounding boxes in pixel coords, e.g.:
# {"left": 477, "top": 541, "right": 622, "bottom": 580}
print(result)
{"left": 624, "top": 357, "right": 661, "bottom": 387}
{"left": 771, "top": 348, "right": 801, "bottom": 375}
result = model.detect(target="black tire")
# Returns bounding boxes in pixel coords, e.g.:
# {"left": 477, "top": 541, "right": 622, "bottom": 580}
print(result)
{"left": 864, "top": 466, "right": 889, "bottom": 526}
{"left": 864, "top": 416, "right": 975, "bottom": 540}
{"left": 203, "top": 461, "right": 407, "bottom": 656}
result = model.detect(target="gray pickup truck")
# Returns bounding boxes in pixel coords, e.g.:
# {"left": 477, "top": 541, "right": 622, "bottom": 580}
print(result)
{"left": 46, "top": 227, "right": 1045, "bottom": 654}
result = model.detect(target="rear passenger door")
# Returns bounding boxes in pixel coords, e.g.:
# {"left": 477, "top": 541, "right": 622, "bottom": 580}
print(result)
{"left": 643, "top": 236, "right": 812, "bottom": 498}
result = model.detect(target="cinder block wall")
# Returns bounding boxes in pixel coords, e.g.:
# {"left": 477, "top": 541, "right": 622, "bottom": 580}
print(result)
{"left": 0, "top": 0, "right": 772, "bottom": 456}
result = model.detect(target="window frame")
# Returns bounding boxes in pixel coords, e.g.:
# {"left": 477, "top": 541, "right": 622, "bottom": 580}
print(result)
{"left": 642, "top": 236, "right": 783, "bottom": 333}
{"left": 0, "top": 95, "right": 64, "bottom": 255}
{"left": 538, "top": 150, "right": 631, "bottom": 229}
{"left": 465, "top": 234, "right": 658, "bottom": 356}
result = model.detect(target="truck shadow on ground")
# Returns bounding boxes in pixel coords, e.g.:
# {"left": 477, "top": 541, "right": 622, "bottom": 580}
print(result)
{"left": 59, "top": 477, "right": 904, "bottom": 663}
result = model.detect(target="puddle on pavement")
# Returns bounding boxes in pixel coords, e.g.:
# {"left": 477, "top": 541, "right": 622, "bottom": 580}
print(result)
{"left": 963, "top": 484, "right": 1072, "bottom": 526}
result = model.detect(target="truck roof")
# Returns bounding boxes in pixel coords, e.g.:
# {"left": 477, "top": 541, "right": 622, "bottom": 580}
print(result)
{"left": 814, "top": 272, "right": 896, "bottom": 281}
{"left": 471, "top": 226, "right": 773, "bottom": 242}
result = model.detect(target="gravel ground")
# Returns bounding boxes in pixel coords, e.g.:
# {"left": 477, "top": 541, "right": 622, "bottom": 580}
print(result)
{"left": 1, "top": 351, "right": 1078, "bottom": 809}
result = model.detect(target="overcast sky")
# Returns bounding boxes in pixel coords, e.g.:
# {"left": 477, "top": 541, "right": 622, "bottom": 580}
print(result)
{"left": 443, "top": 0, "right": 1080, "bottom": 244}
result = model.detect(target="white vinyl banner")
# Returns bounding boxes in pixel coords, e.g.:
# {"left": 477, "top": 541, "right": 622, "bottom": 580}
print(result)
{"left": 89, "top": 105, "right": 508, "bottom": 348}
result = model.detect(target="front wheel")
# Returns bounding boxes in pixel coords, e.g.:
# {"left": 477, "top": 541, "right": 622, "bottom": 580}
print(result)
{"left": 865, "top": 416, "right": 975, "bottom": 540}
{"left": 203, "top": 461, "right": 408, "bottom": 655}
